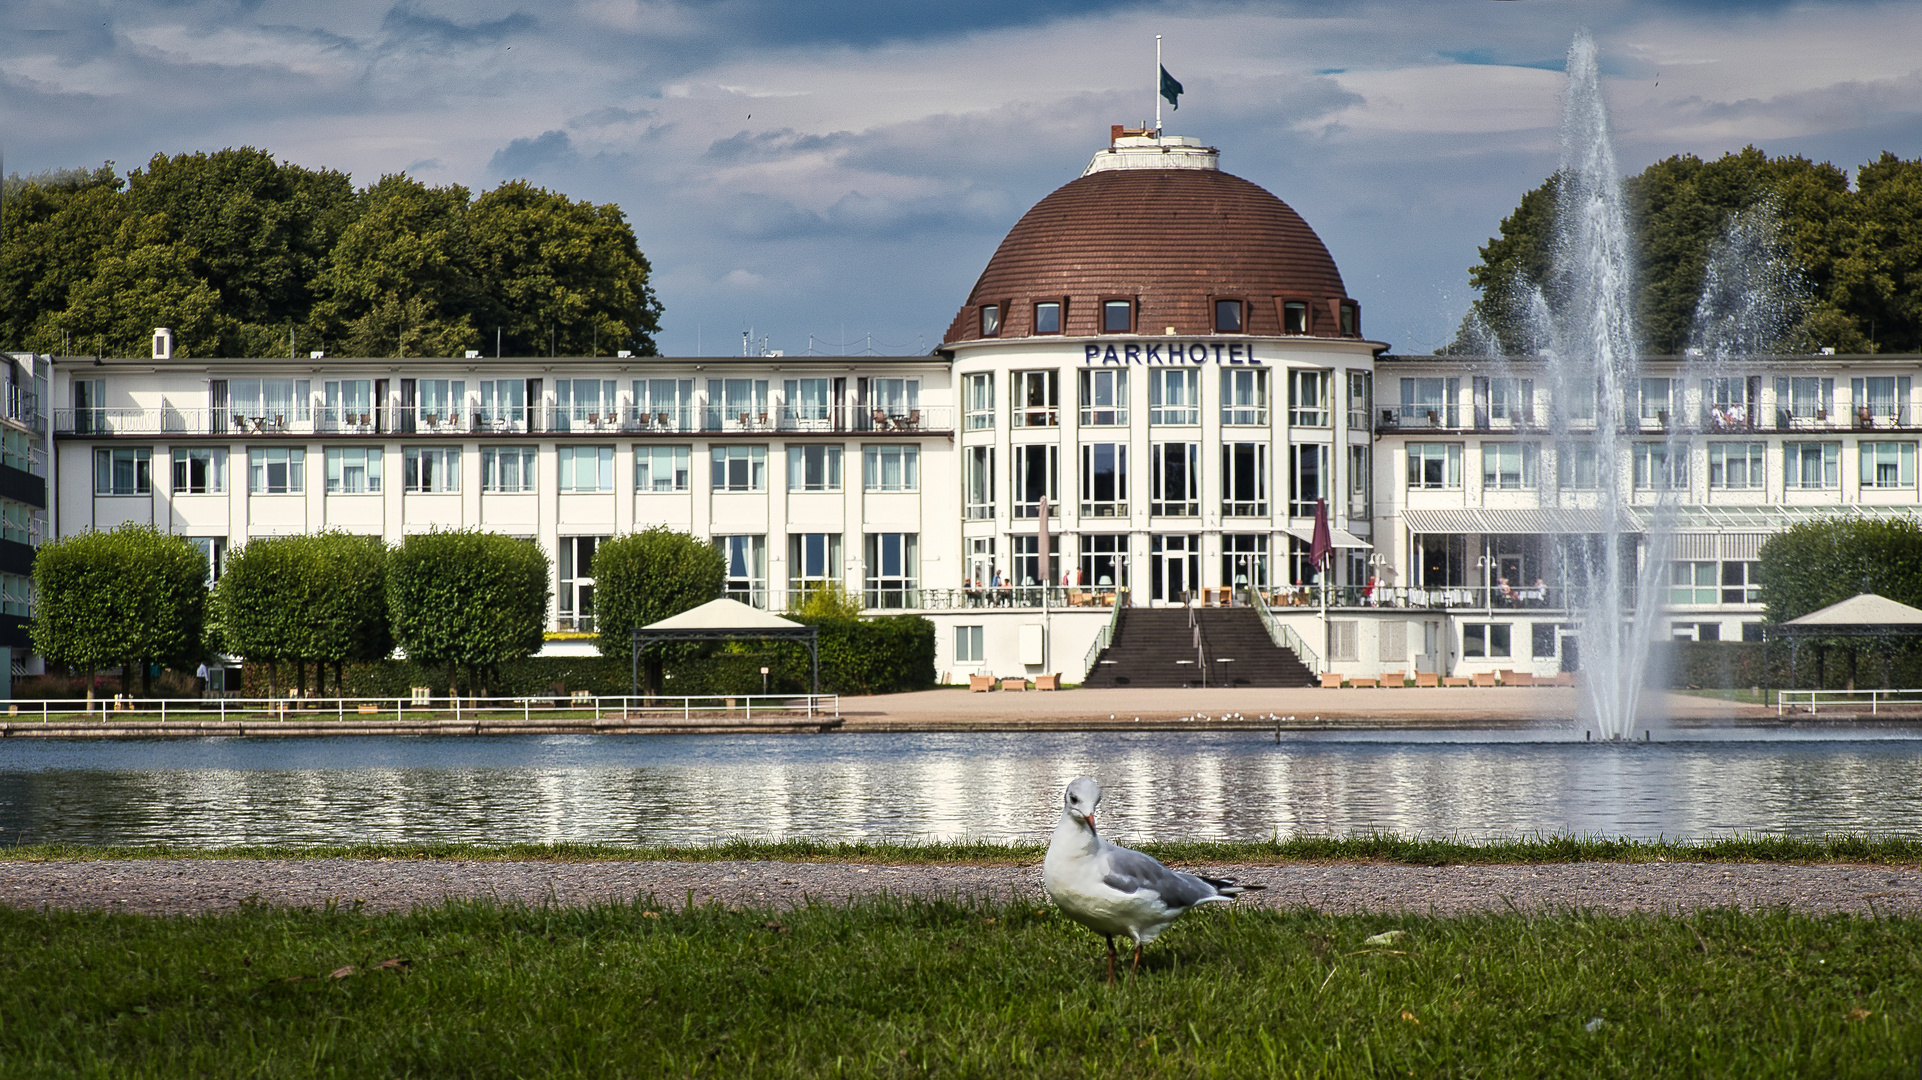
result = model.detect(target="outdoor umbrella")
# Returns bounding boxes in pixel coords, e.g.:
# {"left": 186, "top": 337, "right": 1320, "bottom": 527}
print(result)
{"left": 1308, "top": 497, "right": 1333, "bottom": 579}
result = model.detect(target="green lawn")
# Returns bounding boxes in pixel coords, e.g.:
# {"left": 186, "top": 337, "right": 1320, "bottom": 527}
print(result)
{"left": 1, "top": 899, "right": 1913, "bottom": 1078}
{"left": 11, "top": 833, "right": 1922, "bottom": 866}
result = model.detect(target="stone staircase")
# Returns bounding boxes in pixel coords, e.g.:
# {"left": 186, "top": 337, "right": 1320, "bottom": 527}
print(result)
{"left": 1081, "top": 607, "right": 1317, "bottom": 688}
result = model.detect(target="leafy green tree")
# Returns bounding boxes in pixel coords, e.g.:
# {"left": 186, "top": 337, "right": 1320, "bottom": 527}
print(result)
{"left": 214, "top": 532, "right": 392, "bottom": 697}
{"left": 0, "top": 169, "right": 127, "bottom": 354}
{"left": 31, "top": 524, "right": 206, "bottom": 695}
{"left": 1757, "top": 518, "right": 1922, "bottom": 689}
{"left": 300, "top": 533, "right": 393, "bottom": 694}
{"left": 387, "top": 530, "right": 549, "bottom": 696}
{"left": 309, "top": 175, "right": 481, "bottom": 358}
{"left": 470, "top": 180, "right": 663, "bottom": 356}
{"left": 213, "top": 535, "right": 309, "bottom": 697}
{"left": 591, "top": 527, "right": 724, "bottom": 691}
{"left": 46, "top": 216, "right": 224, "bottom": 358}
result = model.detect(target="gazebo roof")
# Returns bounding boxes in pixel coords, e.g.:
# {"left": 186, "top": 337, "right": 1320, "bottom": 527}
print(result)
{"left": 642, "top": 598, "right": 804, "bottom": 633}
{"left": 1784, "top": 593, "right": 1922, "bottom": 627}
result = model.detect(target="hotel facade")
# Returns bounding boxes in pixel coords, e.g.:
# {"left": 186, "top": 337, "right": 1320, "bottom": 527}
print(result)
{"left": 19, "top": 132, "right": 1922, "bottom": 685}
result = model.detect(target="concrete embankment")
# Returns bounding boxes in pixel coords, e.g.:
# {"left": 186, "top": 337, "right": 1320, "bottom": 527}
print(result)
{"left": 0, "top": 713, "right": 844, "bottom": 738}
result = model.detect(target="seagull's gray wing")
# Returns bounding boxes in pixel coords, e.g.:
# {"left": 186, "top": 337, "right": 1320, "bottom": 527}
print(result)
{"left": 1101, "top": 844, "right": 1223, "bottom": 910}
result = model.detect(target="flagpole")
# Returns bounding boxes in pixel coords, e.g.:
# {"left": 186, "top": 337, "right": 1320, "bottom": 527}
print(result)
{"left": 1155, "top": 36, "right": 1162, "bottom": 138}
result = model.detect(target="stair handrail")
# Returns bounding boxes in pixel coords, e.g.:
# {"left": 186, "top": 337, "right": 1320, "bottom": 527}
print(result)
{"left": 1080, "top": 588, "right": 1129, "bottom": 680}
{"left": 1249, "top": 586, "right": 1321, "bottom": 675}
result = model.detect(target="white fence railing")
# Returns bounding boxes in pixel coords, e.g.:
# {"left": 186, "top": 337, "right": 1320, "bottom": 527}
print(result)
{"left": 0, "top": 693, "right": 840, "bottom": 724}
{"left": 1775, "top": 688, "right": 1922, "bottom": 716}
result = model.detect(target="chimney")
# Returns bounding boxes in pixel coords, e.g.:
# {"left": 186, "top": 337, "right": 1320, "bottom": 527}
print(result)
{"left": 152, "top": 328, "right": 174, "bottom": 360}
{"left": 1111, "top": 125, "right": 1125, "bottom": 145}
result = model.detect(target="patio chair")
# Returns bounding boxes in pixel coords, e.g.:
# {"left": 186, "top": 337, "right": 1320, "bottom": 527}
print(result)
{"left": 1319, "top": 672, "right": 1344, "bottom": 689}
{"left": 1471, "top": 672, "right": 1498, "bottom": 687}
{"left": 1504, "top": 671, "right": 1536, "bottom": 687}
{"left": 1034, "top": 674, "right": 1061, "bottom": 691}
{"left": 1379, "top": 671, "right": 1406, "bottom": 687}
{"left": 969, "top": 674, "right": 995, "bottom": 692}
{"left": 1414, "top": 672, "right": 1440, "bottom": 687}
{"left": 904, "top": 408, "right": 920, "bottom": 430}
{"left": 871, "top": 408, "right": 889, "bottom": 430}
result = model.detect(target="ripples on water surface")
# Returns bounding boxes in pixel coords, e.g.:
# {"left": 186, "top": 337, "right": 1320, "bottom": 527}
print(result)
{"left": 2, "top": 729, "right": 1921, "bottom": 847}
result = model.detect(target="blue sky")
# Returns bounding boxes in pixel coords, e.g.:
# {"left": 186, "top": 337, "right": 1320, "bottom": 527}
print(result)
{"left": 5, "top": 0, "right": 1920, "bottom": 356}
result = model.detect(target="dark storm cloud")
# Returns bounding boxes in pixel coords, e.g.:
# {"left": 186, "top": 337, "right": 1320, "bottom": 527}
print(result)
{"left": 379, "top": 1, "right": 535, "bottom": 47}
{"left": 490, "top": 130, "right": 579, "bottom": 177}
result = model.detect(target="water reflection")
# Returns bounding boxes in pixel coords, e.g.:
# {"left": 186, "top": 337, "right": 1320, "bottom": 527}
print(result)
{"left": 1, "top": 731, "right": 1920, "bottom": 847}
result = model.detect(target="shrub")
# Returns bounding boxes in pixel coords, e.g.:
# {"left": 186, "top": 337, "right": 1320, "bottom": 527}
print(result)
{"left": 388, "top": 530, "right": 549, "bottom": 695}
{"left": 31, "top": 524, "right": 206, "bottom": 695}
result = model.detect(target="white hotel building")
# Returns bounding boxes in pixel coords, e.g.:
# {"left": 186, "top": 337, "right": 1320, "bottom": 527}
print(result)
{"left": 31, "top": 131, "right": 1922, "bottom": 685}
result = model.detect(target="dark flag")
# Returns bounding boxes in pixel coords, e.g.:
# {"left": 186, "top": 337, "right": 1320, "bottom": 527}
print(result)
{"left": 1160, "top": 66, "right": 1183, "bottom": 110}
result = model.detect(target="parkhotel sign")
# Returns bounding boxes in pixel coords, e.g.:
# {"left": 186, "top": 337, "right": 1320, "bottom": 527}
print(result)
{"left": 1080, "top": 340, "right": 1265, "bottom": 365}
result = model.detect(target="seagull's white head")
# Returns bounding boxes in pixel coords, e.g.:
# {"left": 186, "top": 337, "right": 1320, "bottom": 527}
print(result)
{"left": 1063, "top": 776, "right": 1102, "bottom": 831}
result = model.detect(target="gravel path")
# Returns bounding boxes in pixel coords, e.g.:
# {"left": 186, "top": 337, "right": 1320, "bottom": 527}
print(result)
{"left": 4, "top": 860, "right": 1919, "bottom": 918}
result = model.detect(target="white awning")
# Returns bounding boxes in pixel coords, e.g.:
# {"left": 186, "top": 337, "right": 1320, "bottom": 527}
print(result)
{"left": 642, "top": 598, "right": 804, "bottom": 632}
{"left": 1786, "top": 593, "right": 1922, "bottom": 627}
{"left": 1401, "top": 507, "right": 1636, "bottom": 535}
{"left": 1280, "top": 525, "right": 1373, "bottom": 549}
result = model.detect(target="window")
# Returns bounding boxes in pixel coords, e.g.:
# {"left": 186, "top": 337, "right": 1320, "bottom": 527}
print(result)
{"left": 558, "top": 446, "right": 614, "bottom": 492}
{"left": 788, "top": 445, "right": 843, "bottom": 491}
{"left": 1012, "top": 444, "right": 1058, "bottom": 518}
{"left": 1102, "top": 300, "right": 1132, "bottom": 333}
{"left": 170, "top": 448, "right": 226, "bottom": 494}
{"left": 1288, "top": 370, "right": 1329, "bottom": 427}
{"left": 1722, "top": 561, "right": 1762, "bottom": 604}
{"left": 1149, "top": 369, "right": 1199, "bottom": 425}
{"left": 1632, "top": 442, "right": 1686, "bottom": 490}
{"left": 1557, "top": 444, "right": 1599, "bottom": 489}
{"left": 554, "top": 378, "right": 616, "bottom": 432}
{"left": 1221, "top": 368, "right": 1268, "bottom": 425}
{"left": 965, "top": 446, "right": 995, "bottom": 519}
{"left": 1668, "top": 562, "right": 1717, "bottom": 605}
{"left": 558, "top": 536, "right": 605, "bottom": 629}
{"left": 323, "top": 379, "right": 373, "bottom": 427}
{"left": 636, "top": 378, "right": 695, "bottom": 431}
{"left": 1531, "top": 623, "right": 1558, "bottom": 659}
{"left": 1222, "top": 442, "right": 1268, "bottom": 516}
{"left": 967, "top": 537, "right": 996, "bottom": 591}
{"left": 1708, "top": 443, "right": 1766, "bottom": 489}
{"left": 73, "top": 378, "right": 104, "bottom": 434}
{"left": 1080, "top": 443, "right": 1127, "bottom": 517}
{"left": 1347, "top": 444, "right": 1370, "bottom": 519}
{"left": 1406, "top": 444, "right": 1462, "bottom": 490}
{"left": 247, "top": 448, "right": 304, "bottom": 494}
{"left": 478, "top": 380, "right": 526, "bottom": 428}
{"left": 1482, "top": 443, "right": 1538, "bottom": 490}
{"left": 789, "top": 533, "right": 843, "bottom": 594}
{"left": 229, "top": 379, "right": 312, "bottom": 425}
{"left": 863, "top": 445, "right": 919, "bottom": 492}
{"left": 1776, "top": 376, "right": 1833, "bottom": 424}
{"left": 719, "top": 535, "right": 767, "bottom": 607}
{"left": 965, "top": 373, "right": 995, "bottom": 431}
{"left": 1339, "top": 303, "right": 1357, "bottom": 336}
{"left": 1637, "top": 378, "right": 1674, "bottom": 425}
{"left": 324, "top": 448, "right": 382, "bottom": 494}
{"left": 705, "top": 378, "right": 768, "bottom": 430}
{"left": 94, "top": 448, "right": 151, "bottom": 495}
{"left": 1853, "top": 376, "right": 1910, "bottom": 426}
{"left": 1034, "top": 301, "right": 1062, "bottom": 334}
{"left": 1703, "top": 376, "right": 1759, "bottom": 431}
{"left": 403, "top": 447, "right": 460, "bottom": 493}
{"left": 1150, "top": 442, "right": 1199, "bottom": 516}
{"left": 980, "top": 305, "right": 1000, "bottom": 337}
{"left": 1462, "top": 623, "right": 1511, "bottom": 658}
{"left": 188, "top": 537, "right": 227, "bottom": 587}
{"left": 1013, "top": 370, "right": 1059, "bottom": 427}
{"left": 1222, "top": 534, "right": 1268, "bottom": 592}
{"left": 1484, "top": 378, "right": 1533, "bottom": 426}
{"left": 1398, "top": 377, "right": 1458, "bottom": 427}
{"left": 1860, "top": 441, "right": 1916, "bottom": 489}
{"left": 1079, "top": 534, "right": 1128, "bottom": 589}
{"left": 867, "top": 378, "right": 919, "bottom": 418}
{"left": 711, "top": 446, "right": 767, "bottom": 492}
{"left": 954, "top": 625, "right": 985, "bottom": 664}
{"left": 1330, "top": 620, "right": 1358, "bottom": 662}
{"left": 865, "top": 532, "right": 918, "bottom": 609}
{"left": 1282, "top": 301, "right": 1308, "bottom": 334}
{"left": 483, "top": 447, "right": 539, "bottom": 493}
{"left": 412, "top": 378, "right": 464, "bottom": 429}
{"left": 1079, "top": 369, "right": 1127, "bottom": 425}
{"left": 1214, "top": 299, "right": 1243, "bottom": 333}
{"left": 1785, "top": 442, "right": 1840, "bottom": 489}
{"left": 1289, "top": 443, "right": 1328, "bottom": 516}
{"left": 635, "top": 446, "right": 691, "bottom": 492}
{"left": 1347, "top": 370, "right": 1373, "bottom": 430}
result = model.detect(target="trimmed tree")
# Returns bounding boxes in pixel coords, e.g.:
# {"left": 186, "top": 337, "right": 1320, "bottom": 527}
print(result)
{"left": 1758, "top": 518, "right": 1922, "bottom": 688}
{"left": 215, "top": 532, "right": 394, "bottom": 697}
{"left": 592, "top": 527, "right": 725, "bottom": 692}
{"left": 211, "top": 535, "right": 306, "bottom": 697}
{"left": 31, "top": 524, "right": 206, "bottom": 695}
{"left": 388, "top": 529, "right": 549, "bottom": 697}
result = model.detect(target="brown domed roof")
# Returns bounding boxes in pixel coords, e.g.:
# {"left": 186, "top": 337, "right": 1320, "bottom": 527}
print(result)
{"left": 945, "top": 166, "right": 1354, "bottom": 344}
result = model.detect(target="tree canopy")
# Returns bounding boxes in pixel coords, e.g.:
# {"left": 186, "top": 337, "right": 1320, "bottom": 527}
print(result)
{"left": 1757, "top": 518, "right": 1922, "bottom": 626}
{"left": 30, "top": 524, "right": 206, "bottom": 693}
{"left": 0, "top": 150, "right": 663, "bottom": 358}
{"left": 387, "top": 530, "right": 550, "bottom": 694}
{"left": 591, "top": 527, "right": 725, "bottom": 661}
{"left": 213, "top": 532, "right": 392, "bottom": 695}
{"left": 1453, "top": 147, "right": 1922, "bottom": 356}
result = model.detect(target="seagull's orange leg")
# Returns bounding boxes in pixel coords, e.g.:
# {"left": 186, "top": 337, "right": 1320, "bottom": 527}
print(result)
{"left": 1131, "top": 944, "right": 1143, "bottom": 981}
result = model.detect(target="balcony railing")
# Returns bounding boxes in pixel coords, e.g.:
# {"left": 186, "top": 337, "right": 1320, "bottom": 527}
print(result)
{"left": 58, "top": 405, "right": 954, "bottom": 438}
{"left": 705, "top": 586, "right": 1123, "bottom": 614}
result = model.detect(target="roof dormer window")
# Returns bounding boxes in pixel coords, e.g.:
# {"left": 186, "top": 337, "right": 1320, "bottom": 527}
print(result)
{"left": 1034, "top": 301, "right": 1062, "bottom": 334}
{"left": 1340, "top": 302, "right": 1358, "bottom": 337}
{"left": 1102, "top": 300, "right": 1132, "bottom": 333}
{"left": 1214, "top": 299, "right": 1243, "bottom": 334}
{"left": 980, "top": 305, "right": 1001, "bottom": 337}
{"left": 1282, "top": 301, "right": 1308, "bottom": 335}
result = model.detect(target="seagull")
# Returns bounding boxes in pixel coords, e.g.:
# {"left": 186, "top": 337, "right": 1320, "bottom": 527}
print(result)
{"left": 1043, "top": 776, "right": 1263, "bottom": 982}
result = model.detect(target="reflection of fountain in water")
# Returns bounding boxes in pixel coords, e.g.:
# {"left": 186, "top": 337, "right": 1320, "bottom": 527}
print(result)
{"left": 1492, "top": 33, "right": 1802, "bottom": 740}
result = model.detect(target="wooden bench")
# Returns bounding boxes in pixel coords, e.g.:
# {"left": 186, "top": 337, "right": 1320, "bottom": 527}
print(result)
{"left": 969, "top": 674, "right": 995, "bottom": 692}
{"left": 1319, "top": 672, "right": 1345, "bottom": 689}
{"left": 1414, "top": 672, "right": 1440, "bottom": 687}
{"left": 1348, "top": 677, "right": 1379, "bottom": 688}
{"left": 1442, "top": 676, "right": 1472, "bottom": 687}
{"left": 1034, "top": 673, "right": 1061, "bottom": 691}
{"left": 1000, "top": 677, "right": 1028, "bottom": 692}
{"left": 1379, "top": 671, "right": 1406, "bottom": 687}
{"left": 1471, "top": 672, "right": 1498, "bottom": 687}
{"left": 1503, "top": 670, "right": 1536, "bottom": 687}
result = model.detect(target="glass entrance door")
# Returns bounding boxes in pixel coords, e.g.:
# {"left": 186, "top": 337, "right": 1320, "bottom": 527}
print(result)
{"left": 1151, "top": 534, "right": 1200, "bottom": 604}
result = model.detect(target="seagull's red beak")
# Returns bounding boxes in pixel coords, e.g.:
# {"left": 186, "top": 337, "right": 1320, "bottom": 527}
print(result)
{"left": 1084, "top": 813, "right": 1095, "bottom": 828}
